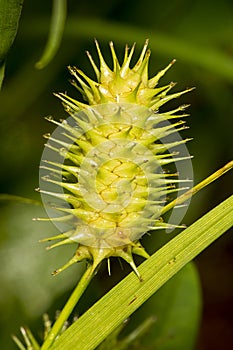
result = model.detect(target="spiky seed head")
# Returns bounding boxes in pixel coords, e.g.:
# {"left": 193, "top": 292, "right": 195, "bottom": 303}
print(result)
{"left": 39, "top": 40, "right": 193, "bottom": 278}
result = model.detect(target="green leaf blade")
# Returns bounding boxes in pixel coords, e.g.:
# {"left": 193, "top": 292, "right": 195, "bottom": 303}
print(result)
{"left": 0, "top": 0, "right": 23, "bottom": 60}
{"left": 52, "top": 194, "right": 233, "bottom": 350}
{"left": 143, "top": 263, "right": 201, "bottom": 350}
{"left": 0, "top": 0, "right": 24, "bottom": 88}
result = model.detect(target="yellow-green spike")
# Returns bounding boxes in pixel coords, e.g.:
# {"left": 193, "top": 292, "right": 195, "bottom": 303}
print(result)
{"left": 86, "top": 50, "right": 100, "bottom": 80}
{"left": 109, "top": 41, "right": 120, "bottom": 73}
{"left": 46, "top": 237, "right": 74, "bottom": 250}
{"left": 151, "top": 87, "right": 194, "bottom": 110}
{"left": 52, "top": 255, "right": 79, "bottom": 275}
{"left": 133, "top": 39, "right": 149, "bottom": 72}
{"left": 39, "top": 234, "right": 66, "bottom": 243}
{"left": 149, "top": 59, "right": 176, "bottom": 88}
{"left": 94, "top": 39, "right": 113, "bottom": 83}
{"left": 120, "top": 42, "right": 136, "bottom": 77}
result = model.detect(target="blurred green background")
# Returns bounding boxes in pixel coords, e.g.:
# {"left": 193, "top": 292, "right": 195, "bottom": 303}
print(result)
{"left": 0, "top": 0, "right": 232, "bottom": 349}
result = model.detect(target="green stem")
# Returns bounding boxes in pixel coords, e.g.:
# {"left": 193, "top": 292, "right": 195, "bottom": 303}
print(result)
{"left": 41, "top": 263, "right": 95, "bottom": 350}
{"left": 162, "top": 160, "right": 233, "bottom": 215}
{"left": 35, "top": 0, "right": 67, "bottom": 69}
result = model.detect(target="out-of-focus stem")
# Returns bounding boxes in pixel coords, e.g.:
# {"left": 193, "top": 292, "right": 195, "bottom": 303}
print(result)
{"left": 35, "top": 0, "right": 67, "bottom": 69}
{"left": 41, "top": 263, "right": 95, "bottom": 350}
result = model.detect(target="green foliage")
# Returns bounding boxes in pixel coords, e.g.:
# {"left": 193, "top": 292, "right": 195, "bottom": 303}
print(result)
{"left": 0, "top": 1, "right": 233, "bottom": 349}
{"left": 0, "top": 0, "right": 24, "bottom": 88}
{"left": 51, "top": 195, "right": 233, "bottom": 349}
{"left": 127, "top": 262, "right": 201, "bottom": 350}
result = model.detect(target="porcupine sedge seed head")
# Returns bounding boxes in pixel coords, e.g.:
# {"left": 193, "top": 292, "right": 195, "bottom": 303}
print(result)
{"left": 38, "top": 40, "right": 193, "bottom": 277}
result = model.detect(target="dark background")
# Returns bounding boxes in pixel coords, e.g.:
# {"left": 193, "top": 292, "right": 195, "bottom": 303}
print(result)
{"left": 0, "top": 1, "right": 232, "bottom": 349}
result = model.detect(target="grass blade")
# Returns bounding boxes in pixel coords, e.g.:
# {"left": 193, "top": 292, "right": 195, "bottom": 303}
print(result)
{"left": 52, "top": 194, "right": 233, "bottom": 350}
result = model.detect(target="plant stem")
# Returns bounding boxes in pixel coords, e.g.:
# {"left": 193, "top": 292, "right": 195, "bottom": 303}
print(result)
{"left": 41, "top": 263, "right": 95, "bottom": 350}
{"left": 161, "top": 160, "right": 233, "bottom": 215}
{"left": 35, "top": 0, "right": 67, "bottom": 69}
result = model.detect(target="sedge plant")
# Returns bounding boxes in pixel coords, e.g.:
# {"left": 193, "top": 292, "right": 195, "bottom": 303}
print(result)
{"left": 12, "top": 40, "right": 233, "bottom": 350}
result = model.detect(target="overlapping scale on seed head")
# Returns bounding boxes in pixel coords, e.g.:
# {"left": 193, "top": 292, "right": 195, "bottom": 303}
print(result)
{"left": 41, "top": 104, "right": 188, "bottom": 248}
